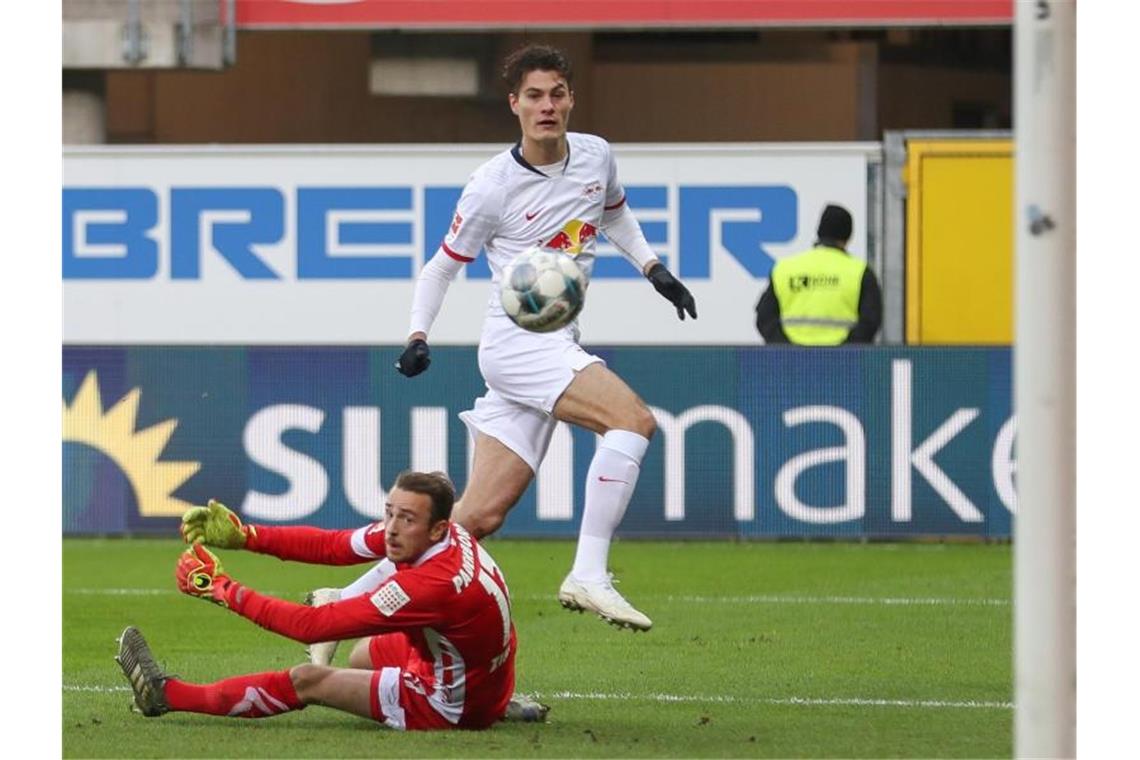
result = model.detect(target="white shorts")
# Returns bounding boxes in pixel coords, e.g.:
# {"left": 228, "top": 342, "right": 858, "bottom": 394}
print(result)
{"left": 459, "top": 315, "right": 603, "bottom": 472}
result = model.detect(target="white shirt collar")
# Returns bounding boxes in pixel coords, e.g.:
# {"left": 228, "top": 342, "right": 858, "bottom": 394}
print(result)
{"left": 411, "top": 525, "right": 453, "bottom": 567}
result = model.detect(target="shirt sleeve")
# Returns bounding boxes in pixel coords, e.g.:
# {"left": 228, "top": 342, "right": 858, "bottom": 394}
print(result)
{"left": 407, "top": 176, "right": 503, "bottom": 337}
{"left": 246, "top": 522, "right": 386, "bottom": 566}
{"left": 598, "top": 142, "right": 658, "bottom": 271}
{"left": 601, "top": 141, "right": 626, "bottom": 213}
{"left": 441, "top": 176, "right": 501, "bottom": 262}
{"left": 407, "top": 249, "right": 465, "bottom": 337}
{"left": 599, "top": 203, "right": 659, "bottom": 273}
{"left": 229, "top": 568, "right": 448, "bottom": 644}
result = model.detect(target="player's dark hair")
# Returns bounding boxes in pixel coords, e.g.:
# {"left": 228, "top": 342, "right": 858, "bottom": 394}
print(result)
{"left": 394, "top": 470, "right": 456, "bottom": 523}
{"left": 501, "top": 44, "right": 574, "bottom": 94}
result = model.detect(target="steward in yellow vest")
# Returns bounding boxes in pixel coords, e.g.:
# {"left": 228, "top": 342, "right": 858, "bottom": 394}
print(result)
{"left": 755, "top": 204, "right": 882, "bottom": 345}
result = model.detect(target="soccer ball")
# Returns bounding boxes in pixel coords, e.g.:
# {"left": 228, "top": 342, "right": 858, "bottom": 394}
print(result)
{"left": 499, "top": 248, "right": 587, "bottom": 332}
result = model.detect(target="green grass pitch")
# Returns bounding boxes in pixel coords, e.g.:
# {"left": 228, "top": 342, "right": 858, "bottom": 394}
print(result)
{"left": 64, "top": 538, "right": 1011, "bottom": 757}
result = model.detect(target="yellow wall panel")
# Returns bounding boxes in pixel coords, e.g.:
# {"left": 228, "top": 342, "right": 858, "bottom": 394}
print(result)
{"left": 905, "top": 139, "right": 1013, "bottom": 344}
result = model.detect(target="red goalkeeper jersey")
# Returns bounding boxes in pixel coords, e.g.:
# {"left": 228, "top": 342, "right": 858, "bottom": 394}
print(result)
{"left": 227, "top": 521, "right": 516, "bottom": 728}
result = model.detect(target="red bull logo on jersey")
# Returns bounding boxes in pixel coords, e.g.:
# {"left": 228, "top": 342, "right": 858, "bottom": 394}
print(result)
{"left": 544, "top": 219, "right": 597, "bottom": 255}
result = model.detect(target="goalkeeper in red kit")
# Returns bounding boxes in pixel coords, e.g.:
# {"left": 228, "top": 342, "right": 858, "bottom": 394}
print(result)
{"left": 115, "top": 471, "right": 517, "bottom": 731}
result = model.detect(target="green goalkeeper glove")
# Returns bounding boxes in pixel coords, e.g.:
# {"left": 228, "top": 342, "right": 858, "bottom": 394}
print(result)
{"left": 180, "top": 499, "right": 255, "bottom": 549}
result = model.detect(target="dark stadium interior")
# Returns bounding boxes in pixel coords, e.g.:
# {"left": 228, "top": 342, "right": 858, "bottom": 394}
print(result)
{"left": 70, "top": 28, "right": 1011, "bottom": 145}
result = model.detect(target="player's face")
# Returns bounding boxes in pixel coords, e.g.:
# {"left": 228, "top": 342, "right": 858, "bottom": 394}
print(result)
{"left": 509, "top": 69, "right": 574, "bottom": 144}
{"left": 383, "top": 488, "right": 448, "bottom": 563}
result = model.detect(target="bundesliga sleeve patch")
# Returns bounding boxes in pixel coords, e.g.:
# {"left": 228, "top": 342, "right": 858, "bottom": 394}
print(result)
{"left": 370, "top": 581, "right": 411, "bottom": 617}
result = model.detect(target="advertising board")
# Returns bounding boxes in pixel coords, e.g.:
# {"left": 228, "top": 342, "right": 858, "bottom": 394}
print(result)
{"left": 64, "top": 143, "right": 873, "bottom": 345}
{"left": 64, "top": 345, "right": 1014, "bottom": 538}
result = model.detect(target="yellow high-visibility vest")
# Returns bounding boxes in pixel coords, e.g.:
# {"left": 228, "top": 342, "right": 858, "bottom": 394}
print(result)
{"left": 771, "top": 245, "right": 866, "bottom": 345}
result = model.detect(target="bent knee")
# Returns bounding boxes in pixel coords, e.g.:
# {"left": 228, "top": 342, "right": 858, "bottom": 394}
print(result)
{"left": 289, "top": 663, "right": 332, "bottom": 700}
{"left": 636, "top": 406, "right": 657, "bottom": 439}
{"left": 620, "top": 405, "right": 656, "bottom": 440}
{"left": 455, "top": 502, "right": 507, "bottom": 539}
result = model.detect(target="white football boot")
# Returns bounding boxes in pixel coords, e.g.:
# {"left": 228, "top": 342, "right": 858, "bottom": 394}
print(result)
{"left": 503, "top": 693, "right": 551, "bottom": 722}
{"left": 558, "top": 573, "right": 652, "bottom": 631}
{"left": 303, "top": 587, "right": 342, "bottom": 665}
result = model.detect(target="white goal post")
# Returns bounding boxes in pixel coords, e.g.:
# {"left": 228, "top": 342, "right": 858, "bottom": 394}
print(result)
{"left": 1014, "top": 1, "right": 1076, "bottom": 757}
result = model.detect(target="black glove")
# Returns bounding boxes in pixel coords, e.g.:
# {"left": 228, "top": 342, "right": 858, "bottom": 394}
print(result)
{"left": 395, "top": 339, "right": 431, "bottom": 377}
{"left": 646, "top": 263, "right": 697, "bottom": 320}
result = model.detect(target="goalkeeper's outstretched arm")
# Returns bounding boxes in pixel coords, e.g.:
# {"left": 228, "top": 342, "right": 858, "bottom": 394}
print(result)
{"left": 181, "top": 500, "right": 381, "bottom": 566}
{"left": 175, "top": 544, "right": 391, "bottom": 643}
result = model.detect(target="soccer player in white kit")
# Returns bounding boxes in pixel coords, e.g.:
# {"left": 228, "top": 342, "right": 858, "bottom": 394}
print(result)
{"left": 326, "top": 44, "right": 696, "bottom": 640}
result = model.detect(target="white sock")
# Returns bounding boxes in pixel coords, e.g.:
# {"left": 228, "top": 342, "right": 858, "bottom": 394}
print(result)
{"left": 571, "top": 430, "right": 650, "bottom": 582}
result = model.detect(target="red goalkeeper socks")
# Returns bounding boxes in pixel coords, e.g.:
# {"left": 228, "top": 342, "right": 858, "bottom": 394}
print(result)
{"left": 163, "top": 669, "right": 305, "bottom": 718}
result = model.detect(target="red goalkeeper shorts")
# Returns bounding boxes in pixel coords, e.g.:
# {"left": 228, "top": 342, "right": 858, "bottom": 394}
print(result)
{"left": 364, "top": 633, "right": 454, "bottom": 731}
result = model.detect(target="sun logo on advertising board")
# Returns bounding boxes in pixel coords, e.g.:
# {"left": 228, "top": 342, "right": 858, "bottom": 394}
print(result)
{"left": 62, "top": 370, "right": 200, "bottom": 517}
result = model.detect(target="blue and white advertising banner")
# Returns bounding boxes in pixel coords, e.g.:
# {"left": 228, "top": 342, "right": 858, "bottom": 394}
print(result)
{"left": 63, "top": 346, "right": 1014, "bottom": 538}
{"left": 63, "top": 143, "right": 874, "bottom": 345}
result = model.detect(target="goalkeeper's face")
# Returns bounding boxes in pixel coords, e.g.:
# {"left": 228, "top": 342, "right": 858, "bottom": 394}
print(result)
{"left": 383, "top": 488, "right": 449, "bottom": 564}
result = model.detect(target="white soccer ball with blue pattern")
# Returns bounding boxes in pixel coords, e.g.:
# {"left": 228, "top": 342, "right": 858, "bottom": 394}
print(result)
{"left": 499, "top": 247, "right": 586, "bottom": 332}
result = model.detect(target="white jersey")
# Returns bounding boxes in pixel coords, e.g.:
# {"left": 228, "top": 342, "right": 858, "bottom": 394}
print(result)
{"left": 441, "top": 132, "right": 627, "bottom": 319}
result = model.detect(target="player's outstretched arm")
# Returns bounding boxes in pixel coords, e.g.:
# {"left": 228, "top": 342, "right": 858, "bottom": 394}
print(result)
{"left": 175, "top": 544, "right": 406, "bottom": 644}
{"left": 598, "top": 199, "right": 697, "bottom": 321}
{"left": 183, "top": 500, "right": 383, "bottom": 566}
{"left": 646, "top": 262, "right": 698, "bottom": 320}
{"left": 180, "top": 499, "right": 254, "bottom": 549}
